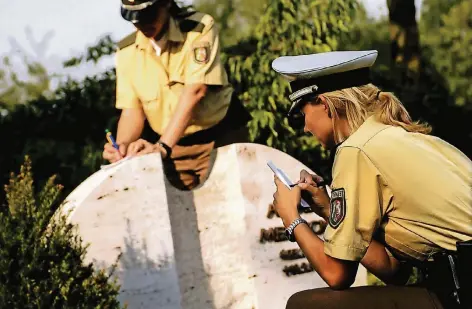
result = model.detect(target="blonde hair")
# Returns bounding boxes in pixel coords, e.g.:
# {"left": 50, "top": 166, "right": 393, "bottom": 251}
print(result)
{"left": 318, "top": 84, "right": 431, "bottom": 143}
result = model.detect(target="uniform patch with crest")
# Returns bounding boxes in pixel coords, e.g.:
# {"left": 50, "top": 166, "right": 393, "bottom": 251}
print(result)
{"left": 193, "top": 42, "right": 210, "bottom": 64}
{"left": 329, "top": 188, "right": 346, "bottom": 229}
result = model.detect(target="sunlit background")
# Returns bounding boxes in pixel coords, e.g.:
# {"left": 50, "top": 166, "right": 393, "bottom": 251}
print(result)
{"left": 0, "top": 0, "right": 422, "bottom": 82}
{"left": 0, "top": 0, "right": 470, "bottom": 305}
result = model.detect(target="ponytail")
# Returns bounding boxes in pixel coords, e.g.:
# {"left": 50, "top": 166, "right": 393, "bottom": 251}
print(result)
{"left": 376, "top": 91, "right": 431, "bottom": 134}
{"left": 320, "top": 84, "right": 431, "bottom": 138}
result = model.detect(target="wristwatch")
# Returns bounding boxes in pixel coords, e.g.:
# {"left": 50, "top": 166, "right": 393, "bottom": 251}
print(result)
{"left": 285, "top": 217, "right": 308, "bottom": 242}
{"left": 157, "top": 141, "right": 172, "bottom": 159}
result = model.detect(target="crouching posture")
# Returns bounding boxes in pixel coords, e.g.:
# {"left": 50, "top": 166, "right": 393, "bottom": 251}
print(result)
{"left": 271, "top": 50, "right": 472, "bottom": 309}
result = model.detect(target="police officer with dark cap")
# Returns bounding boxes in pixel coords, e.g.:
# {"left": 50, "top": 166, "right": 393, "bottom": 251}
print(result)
{"left": 270, "top": 50, "right": 472, "bottom": 309}
{"left": 103, "top": 0, "right": 251, "bottom": 190}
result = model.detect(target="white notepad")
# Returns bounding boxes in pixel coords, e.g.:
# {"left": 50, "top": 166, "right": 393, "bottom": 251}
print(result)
{"left": 100, "top": 156, "right": 132, "bottom": 170}
{"left": 267, "top": 160, "right": 311, "bottom": 208}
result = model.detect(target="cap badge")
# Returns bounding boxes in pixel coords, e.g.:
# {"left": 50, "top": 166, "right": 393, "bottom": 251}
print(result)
{"left": 289, "top": 85, "right": 318, "bottom": 103}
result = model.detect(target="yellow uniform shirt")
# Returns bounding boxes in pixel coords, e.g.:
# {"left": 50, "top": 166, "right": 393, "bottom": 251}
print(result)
{"left": 324, "top": 116, "right": 472, "bottom": 262}
{"left": 115, "top": 12, "right": 233, "bottom": 136}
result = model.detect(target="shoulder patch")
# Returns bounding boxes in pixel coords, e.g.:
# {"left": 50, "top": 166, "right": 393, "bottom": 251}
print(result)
{"left": 179, "top": 19, "right": 205, "bottom": 33}
{"left": 193, "top": 42, "right": 210, "bottom": 64}
{"left": 117, "top": 31, "right": 137, "bottom": 50}
{"left": 329, "top": 188, "right": 346, "bottom": 229}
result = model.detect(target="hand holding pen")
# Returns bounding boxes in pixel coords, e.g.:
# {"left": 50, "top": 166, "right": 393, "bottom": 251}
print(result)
{"left": 294, "top": 169, "right": 330, "bottom": 220}
{"left": 290, "top": 170, "right": 326, "bottom": 188}
{"left": 102, "top": 129, "right": 126, "bottom": 163}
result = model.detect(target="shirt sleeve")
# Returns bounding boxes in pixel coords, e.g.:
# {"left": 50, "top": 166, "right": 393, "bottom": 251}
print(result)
{"left": 184, "top": 19, "right": 227, "bottom": 86}
{"left": 115, "top": 50, "right": 141, "bottom": 109}
{"left": 323, "top": 146, "right": 383, "bottom": 261}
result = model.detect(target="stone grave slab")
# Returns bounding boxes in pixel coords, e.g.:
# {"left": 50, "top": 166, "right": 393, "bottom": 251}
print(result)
{"left": 59, "top": 143, "right": 367, "bottom": 309}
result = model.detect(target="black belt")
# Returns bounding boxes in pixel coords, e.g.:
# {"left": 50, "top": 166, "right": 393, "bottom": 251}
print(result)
{"left": 419, "top": 240, "right": 472, "bottom": 309}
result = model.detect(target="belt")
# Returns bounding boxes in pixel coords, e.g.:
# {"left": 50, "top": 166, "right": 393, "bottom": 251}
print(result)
{"left": 420, "top": 244, "right": 472, "bottom": 309}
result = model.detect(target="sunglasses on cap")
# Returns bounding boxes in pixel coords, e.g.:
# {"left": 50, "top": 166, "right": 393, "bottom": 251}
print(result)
{"left": 121, "top": 0, "right": 166, "bottom": 24}
{"left": 287, "top": 95, "right": 321, "bottom": 129}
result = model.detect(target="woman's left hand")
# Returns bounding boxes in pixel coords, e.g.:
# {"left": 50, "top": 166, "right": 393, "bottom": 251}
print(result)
{"left": 272, "top": 176, "right": 301, "bottom": 228}
{"left": 126, "top": 139, "right": 165, "bottom": 157}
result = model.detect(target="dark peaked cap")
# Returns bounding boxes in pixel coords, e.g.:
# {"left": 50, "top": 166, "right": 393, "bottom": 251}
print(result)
{"left": 272, "top": 50, "right": 378, "bottom": 116}
{"left": 120, "top": 0, "right": 162, "bottom": 23}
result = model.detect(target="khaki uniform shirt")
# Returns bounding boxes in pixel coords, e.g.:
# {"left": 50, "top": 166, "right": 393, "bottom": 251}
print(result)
{"left": 324, "top": 116, "right": 472, "bottom": 262}
{"left": 115, "top": 12, "right": 233, "bottom": 136}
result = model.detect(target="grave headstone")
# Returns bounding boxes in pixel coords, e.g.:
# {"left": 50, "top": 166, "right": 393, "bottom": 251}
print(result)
{"left": 59, "top": 143, "right": 367, "bottom": 309}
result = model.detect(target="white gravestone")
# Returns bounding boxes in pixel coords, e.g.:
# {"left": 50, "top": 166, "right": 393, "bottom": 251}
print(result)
{"left": 59, "top": 143, "right": 366, "bottom": 309}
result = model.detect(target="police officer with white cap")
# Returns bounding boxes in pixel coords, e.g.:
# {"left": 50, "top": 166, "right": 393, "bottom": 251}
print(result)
{"left": 271, "top": 50, "right": 472, "bottom": 309}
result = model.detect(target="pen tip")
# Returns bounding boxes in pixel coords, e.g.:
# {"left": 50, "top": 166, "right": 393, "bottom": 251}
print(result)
{"left": 105, "top": 129, "right": 110, "bottom": 133}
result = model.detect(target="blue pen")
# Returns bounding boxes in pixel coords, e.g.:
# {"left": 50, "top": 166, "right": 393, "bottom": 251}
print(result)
{"left": 105, "top": 129, "right": 120, "bottom": 151}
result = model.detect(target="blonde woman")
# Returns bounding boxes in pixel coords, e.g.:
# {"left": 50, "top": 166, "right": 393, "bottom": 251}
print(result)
{"left": 271, "top": 50, "right": 471, "bottom": 309}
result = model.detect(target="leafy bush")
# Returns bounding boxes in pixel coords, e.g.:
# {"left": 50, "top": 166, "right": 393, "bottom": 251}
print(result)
{"left": 0, "top": 157, "right": 123, "bottom": 308}
{"left": 420, "top": 0, "right": 472, "bottom": 107}
{"left": 225, "top": 0, "right": 359, "bottom": 179}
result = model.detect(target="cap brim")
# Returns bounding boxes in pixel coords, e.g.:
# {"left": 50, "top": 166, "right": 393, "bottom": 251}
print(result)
{"left": 121, "top": 7, "right": 141, "bottom": 23}
{"left": 287, "top": 100, "right": 303, "bottom": 117}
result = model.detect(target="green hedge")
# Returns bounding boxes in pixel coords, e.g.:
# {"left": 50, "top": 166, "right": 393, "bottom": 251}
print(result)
{"left": 0, "top": 157, "right": 123, "bottom": 308}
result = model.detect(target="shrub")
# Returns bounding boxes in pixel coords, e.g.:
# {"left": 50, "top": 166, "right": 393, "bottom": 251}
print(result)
{"left": 0, "top": 156, "right": 123, "bottom": 309}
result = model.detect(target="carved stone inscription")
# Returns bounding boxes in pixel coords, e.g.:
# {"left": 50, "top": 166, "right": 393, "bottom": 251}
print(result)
{"left": 261, "top": 203, "right": 327, "bottom": 277}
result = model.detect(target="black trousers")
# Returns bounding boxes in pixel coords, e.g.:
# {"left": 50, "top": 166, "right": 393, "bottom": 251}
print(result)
{"left": 286, "top": 286, "right": 445, "bottom": 309}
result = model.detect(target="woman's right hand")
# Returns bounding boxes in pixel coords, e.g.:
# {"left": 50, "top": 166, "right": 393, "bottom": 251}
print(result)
{"left": 102, "top": 143, "right": 127, "bottom": 163}
{"left": 297, "top": 169, "right": 331, "bottom": 219}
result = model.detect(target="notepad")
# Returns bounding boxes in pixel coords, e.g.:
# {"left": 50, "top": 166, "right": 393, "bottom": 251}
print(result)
{"left": 267, "top": 160, "right": 310, "bottom": 208}
{"left": 100, "top": 157, "right": 132, "bottom": 170}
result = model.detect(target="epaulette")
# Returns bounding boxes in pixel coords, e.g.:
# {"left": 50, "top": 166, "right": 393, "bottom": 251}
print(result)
{"left": 117, "top": 31, "right": 137, "bottom": 50}
{"left": 178, "top": 14, "right": 205, "bottom": 33}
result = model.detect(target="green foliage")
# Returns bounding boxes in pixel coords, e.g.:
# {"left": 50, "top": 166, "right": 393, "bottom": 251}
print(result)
{"left": 0, "top": 0, "right": 471, "bottom": 203}
{"left": 338, "top": 7, "right": 390, "bottom": 65}
{"left": 224, "top": 0, "right": 358, "bottom": 176}
{"left": 194, "top": 0, "right": 268, "bottom": 48}
{"left": 0, "top": 70, "right": 120, "bottom": 203}
{"left": 419, "top": 0, "right": 463, "bottom": 30}
{"left": 0, "top": 157, "right": 123, "bottom": 308}
{"left": 63, "top": 35, "right": 116, "bottom": 68}
{"left": 420, "top": 0, "right": 472, "bottom": 107}
{"left": 0, "top": 55, "right": 52, "bottom": 107}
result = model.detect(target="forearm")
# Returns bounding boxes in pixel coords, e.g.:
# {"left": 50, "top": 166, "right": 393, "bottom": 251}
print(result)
{"left": 361, "top": 240, "right": 411, "bottom": 285}
{"left": 159, "top": 84, "right": 206, "bottom": 148}
{"left": 159, "top": 98, "right": 196, "bottom": 148}
{"left": 116, "top": 108, "right": 145, "bottom": 145}
{"left": 293, "top": 223, "right": 357, "bottom": 289}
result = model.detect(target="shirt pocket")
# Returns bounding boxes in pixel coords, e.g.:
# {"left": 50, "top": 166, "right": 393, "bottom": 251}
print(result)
{"left": 134, "top": 60, "right": 162, "bottom": 110}
{"left": 136, "top": 78, "right": 160, "bottom": 112}
{"left": 168, "top": 77, "right": 184, "bottom": 98}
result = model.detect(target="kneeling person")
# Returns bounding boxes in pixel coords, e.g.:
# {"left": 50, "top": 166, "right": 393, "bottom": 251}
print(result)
{"left": 271, "top": 50, "right": 472, "bottom": 309}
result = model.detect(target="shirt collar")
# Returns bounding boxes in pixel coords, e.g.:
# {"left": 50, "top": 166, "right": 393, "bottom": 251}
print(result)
{"left": 135, "top": 17, "right": 184, "bottom": 52}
